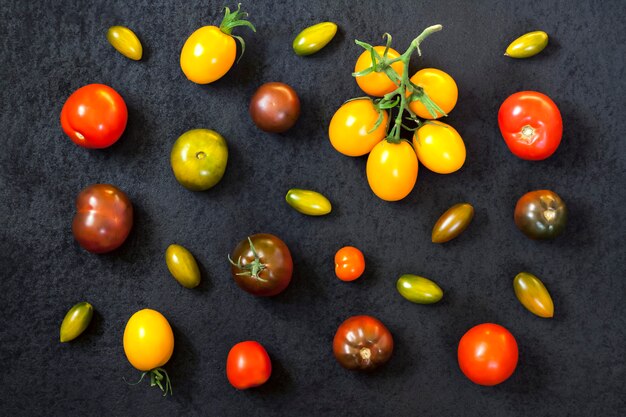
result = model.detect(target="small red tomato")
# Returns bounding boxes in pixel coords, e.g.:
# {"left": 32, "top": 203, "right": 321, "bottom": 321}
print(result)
{"left": 60, "top": 84, "right": 128, "bottom": 148}
{"left": 498, "top": 91, "right": 562, "bottom": 160}
{"left": 226, "top": 341, "right": 272, "bottom": 390}
{"left": 334, "top": 246, "right": 365, "bottom": 281}
{"left": 457, "top": 323, "right": 519, "bottom": 386}
{"left": 72, "top": 184, "right": 133, "bottom": 253}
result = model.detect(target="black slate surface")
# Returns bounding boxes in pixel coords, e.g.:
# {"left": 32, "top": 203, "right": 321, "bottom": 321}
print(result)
{"left": 1, "top": 0, "right": 625, "bottom": 416}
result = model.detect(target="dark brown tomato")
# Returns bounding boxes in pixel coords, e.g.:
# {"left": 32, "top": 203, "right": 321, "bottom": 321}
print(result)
{"left": 431, "top": 203, "right": 474, "bottom": 243}
{"left": 229, "top": 234, "right": 293, "bottom": 296}
{"left": 514, "top": 190, "right": 567, "bottom": 240}
{"left": 333, "top": 315, "right": 393, "bottom": 371}
{"left": 249, "top": 82, "right": 300, "bottom": 133}
{"left": 72, "top": 184, "right": 133, "bottom": 253}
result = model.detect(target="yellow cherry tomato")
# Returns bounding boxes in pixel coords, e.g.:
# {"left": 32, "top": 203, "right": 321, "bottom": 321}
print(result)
{"left": 180, "top": 5, "right": 255, "bottom": 84}
{"left": 366, "top": 140, "right": 418, "bottom": 201}
{"left": 107, "top": 26, "right": 143, "bottom": 60}
{"left": 413, "top": 121, "right": 466, "bottom": 174}
{"left": 328, "top": 99, "right": 389, "bottom": 156}
{"left": 354, "top": 46, "right": 404, "bottom": 97}
{"left": 408, "top": 68, "right": 458, "bottom": 119}
{"left": 123, "top": 309, "right": 174, "bottom": 371}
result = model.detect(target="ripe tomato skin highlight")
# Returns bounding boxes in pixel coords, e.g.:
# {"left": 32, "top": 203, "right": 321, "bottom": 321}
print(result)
{"left": 498, "top": 91, "right": 563, "bottom": 160}
{"left": 366, "top": 140, "right": 418, "bottom": 201}
{"left": 408, "top": 68, "right": 458, "bottom": 119}
{"left": 60, "top": 84, "right": 127, "bottom": 148}
{"left": 413, "top": 121, "right": 466, "bottom": 174}
{"left": 329, "top": 99, "right": 388, "bottom": 157}
{"left": 335, "top": 246, "right": 365, "bottom": 281}
{"left": 180, "top": 26, "right": 237, "bottom": 84}
{"left": 123, "top": 309, "right": 174, "bottom": 372}
{"left": 226, "top": 341, "right": 272, "bottom": 389}
{"left": 457, "top": 323, "right": 519, "bottom": 386}
{"left": 354, "top": 46, "right": 403, "bottom": 97}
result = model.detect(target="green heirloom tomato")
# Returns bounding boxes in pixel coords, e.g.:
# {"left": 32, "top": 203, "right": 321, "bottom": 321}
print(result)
{"left": 171, "top": 129, "right": 228, "bottom": 191}
{"left": 60, "top": 302, "right": 94, "bottom": 342}
{"left": 432, "top": 203, "right": 474, "bottom": 243}
{"left": 505, "top": 31, "right": 548, "bottom": 58}
{"left": 513, "top": 272, "right": 554, "bottom": 318}
{"left": 293, "top": 22, "right": 338, "bottom": 56}
{"left": 396, "top": 274, "right": 443, "bottom": 304}
{"left": 107, "top": 26, "right": 143, "bottom": 60}
{"left": 165, "top": 244, "right": 201, "bottom": 288}
{"left": 285, "top": 189, "right": 332, "bottom": 216}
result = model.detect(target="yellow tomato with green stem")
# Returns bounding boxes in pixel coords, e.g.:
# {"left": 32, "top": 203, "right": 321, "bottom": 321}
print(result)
{"left": 413, "top": 121, "right": 466, "bottom": 174}
{"left": 408, "top": 68, "right": 458, "bottom": 119}
{"left": 123, "top": 309, "right": 174, "bottom": 395}
{"left": 328, "top": 99, "right": 389, "bottom": 156}
{"left": 180, "top": 5, "right": 255, "bottom": 84}
{"left": 366, "top": 140, "right": 418, "bottom": 201}
{"left": 354, "top": 46, "right": 403, "bottom": 97}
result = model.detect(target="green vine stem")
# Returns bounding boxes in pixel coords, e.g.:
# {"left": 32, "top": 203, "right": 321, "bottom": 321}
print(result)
{"left": 228, "top": 237, "right": 269, "bottom": 282}
{"left": 124, "top": 368, "right": 173, "bottom": 396}
{"left": 352, "top": 25, "right": 445, "bottom": 144}
{"left": 219, "top": 4, "right": 256, "bottom": 62}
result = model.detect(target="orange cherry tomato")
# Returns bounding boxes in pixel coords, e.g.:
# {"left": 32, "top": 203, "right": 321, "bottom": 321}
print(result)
{"left": 60, "top": 84, "right": 128, "bottom": 148}
{"left": 334, "top": 246, "right": 365, "bottom": 281}
{"left": 226, "top": 341, "right": 272, "bottom": 389}
{"left": 328, "top": 99, "right": 389, "bottom": 157}
{"left": 408, "top": 68, "right": 458, "bottom": 119}
{"left": 366, "top": 140, "right": 419, "bottom": 201}
{"left": 457, "top": 323, "right": 518, "bottom": 386}
{"left": 354, "top": 46, "right": 403, "bottom": 97}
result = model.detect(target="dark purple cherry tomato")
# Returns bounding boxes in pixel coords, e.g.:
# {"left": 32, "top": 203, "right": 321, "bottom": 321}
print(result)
{"left": 514, "top": 190, "right": 567, "bottom": 240}
{"left": 249, "top": 82, "right": 300, "bottom": 133}
{"left": 333, "top": 315, "right": 393, "bottom": 371}
{"left": 72, "top": 184, "right": 133, "bottom": 253}
{"left": 229, "top": 234, "right": 293, "bottom": 296}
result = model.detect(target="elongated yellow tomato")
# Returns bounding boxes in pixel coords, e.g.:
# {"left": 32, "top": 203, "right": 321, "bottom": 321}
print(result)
{"left": 165, "top": 244, "right": 201, "bottom": 288}
{"left": 123, "top": 309, "right": 174, "bottom": 371}
{"left": 413, "top": 121, "right": 466, "bottom": 174}
{"left": 513, "top": 272, "right": 554, "bottom": 318}
{"left": 107, "top": 26, "right": 142, "bottom": 60}
{"left": 408, "top": 68, "right": 458, "bottom": 119}
{"left": 180, "top": 5, "right": 255, "bottom": 84}
{"left": 366, "top": 140, "right": 418, "bottom": 201}
{"left": 285, "top": 189, "right": 332, "bottom": 216}
{"left": 328, "top": 99, "right": 388, "bottom": 156}
{"left": 354, "top": 46, "right": 403, "bottom": 97}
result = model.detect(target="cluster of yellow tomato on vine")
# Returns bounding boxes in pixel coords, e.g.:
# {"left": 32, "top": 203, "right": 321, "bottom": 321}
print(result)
{"left": 328, "top": 27, "right": 467, "bottom": 201}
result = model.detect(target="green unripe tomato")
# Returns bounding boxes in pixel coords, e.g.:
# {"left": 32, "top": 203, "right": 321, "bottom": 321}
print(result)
{"left": 293, "top": 22, "right": 338, "bottom": 56}
{"left": 60, "top": 302, "right": 94, "bottom": 342}
{"left": 165, "top": 244, "right": 201, "bottom": 288}
{"left": 285, "top": 189, "right": 332, "bottom": 216}
{"left": 170, "top": 129, "right": 228, "bottom": 191}
{"left": 396, "top": 274, "right": 443, "bottom": 304}
{"left": 505, "top": 31, "right": 548, "bottom": 58}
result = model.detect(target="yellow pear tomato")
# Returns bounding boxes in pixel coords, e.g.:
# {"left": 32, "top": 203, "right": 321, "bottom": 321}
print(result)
{"left": 408, "top": 68, "right": 458, "bottom": 119}
{"left": 328, "top": 99, "right": 388, "bottom": 156}
{"left": 366, "top": 140, "right": 418, "bottom": 201}
{"left": 413, "top": 121, "right": 466, "bottom": 174}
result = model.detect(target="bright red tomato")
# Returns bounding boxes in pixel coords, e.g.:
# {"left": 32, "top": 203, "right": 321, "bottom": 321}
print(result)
{"left": 457, "top": 323, "right": 518, "bottom": 386}
{"left": 498, "top": 91, "right": 562, "bottom": 160}
{"left": 60, "top": 84, "right": 128, "bottom": 148}
{"left": 226, "top": 341, "right": 272, "bottom": 389}
{"left": 334, "top": 246, "right": 365, "bottom": 281}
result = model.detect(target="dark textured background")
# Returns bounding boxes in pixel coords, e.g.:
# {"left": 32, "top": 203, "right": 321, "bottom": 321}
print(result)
{"left": 1, "top": 0, "right": 625, "bottom": 416}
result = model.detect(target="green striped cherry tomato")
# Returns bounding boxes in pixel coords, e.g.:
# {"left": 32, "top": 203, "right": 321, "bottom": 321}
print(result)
{"left": 505, "top": 31, "right": 548, "bottom": 58}
{"left": 513, "top": 272, "right": 554, "bottom": 318}
{"left": 293, "top": 22, "right": 338, "bottom": 56}
{"left": 396, "top": 274, "right": 443, "bottom": 304}
{"left": 165, "top": 244, "right": 201, "bottom": 288}
{"left": 285, "top": 189, "right": 332, "bottom": 216}
{"left": 60, "top": 302, "right": 94, "bottom": 342}
{"left": 107, "top": 26, "right": 143, "bottom": 60}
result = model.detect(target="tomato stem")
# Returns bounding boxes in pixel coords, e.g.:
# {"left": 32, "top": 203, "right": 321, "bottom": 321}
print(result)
{"left": 228, "top": 237, "right": 269, "bottom": 282}
{"left": 124, "top": 368, "right": 173, "bottom": 396}
{"left": 219, "top": 4, "right": 256, "bottom": 62}
{"left": 353, "top": 25, "right": 444, "bottom": 144}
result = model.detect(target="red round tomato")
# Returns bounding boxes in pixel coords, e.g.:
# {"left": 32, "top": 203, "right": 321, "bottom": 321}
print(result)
{"left": 226, "top": 341, "right": 272, "bottom": 389}
{"left": 60, "top": 84, "right": 128, "bottom": 148}
{"left": 498, "top": 91, "right": 562, "bottom": 160}
{"left": 457, "top": 323, "right": 518, "bottom": 386}
{"left": 334, "top": 246, "right": 365, "bottom": 281}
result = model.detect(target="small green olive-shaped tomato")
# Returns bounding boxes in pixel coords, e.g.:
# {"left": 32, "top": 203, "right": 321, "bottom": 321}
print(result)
{"left": 505, "top": 31, "right": 548, "bottom": 59}
{"left": 432, "top": 203, "right": 474, "bottom": 243}
{"left": 106, "top": 26, "right": 143, "bottom": 60}
{"left": 285, "top": 189, "right": 332, "bottom": 216}
{"left": 293, "top": 22, "right": 338, "bottom": 56}
{"left": 396, "top": 274, "right": 443, "bottom": 304}
{"left": 60, "top": 302, "right": 94, "bottom": 342}
{"left": 514, "top": 190, "right": 567, "bottom": 240}
{"left": 513, "top": 272, "right": 554, "bottom": 318}
{"left": 165, "top": 244, "right": 201, "bottom": 288}
{"left": 171, "top": 129, "right": 228, "bottom": 191}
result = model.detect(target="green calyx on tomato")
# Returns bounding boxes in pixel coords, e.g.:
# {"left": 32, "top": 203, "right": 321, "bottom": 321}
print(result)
{"left": 229, "top": 237, "right": 267, "bottom": 281}
{"left": 505, "top": 31, "right": 548, "bottom": 58}
{"left": 285, "top": 189, "right": 332, "bottom": 216}
{"left": 218, "top": 4, "right": 256, "bottom": 59}
{"left": 170, "top": 129, "right": 228, "bottom": 191}
{"left": 60, "top": 302, "right": 94, "bottom": 342}
{"left": 293, "top": 22, "right": 338, "bottom": 56}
